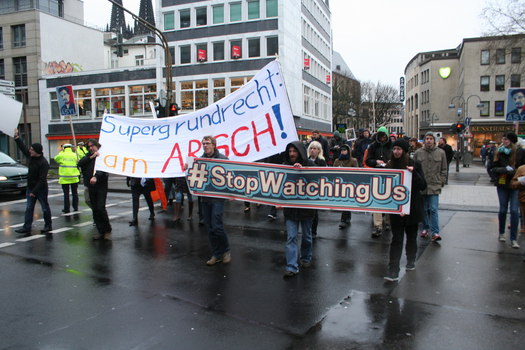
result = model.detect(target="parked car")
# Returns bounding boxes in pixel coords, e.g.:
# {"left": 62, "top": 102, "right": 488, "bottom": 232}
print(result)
{"left": 0, "top": 151, "right": 28, "bottom": 195}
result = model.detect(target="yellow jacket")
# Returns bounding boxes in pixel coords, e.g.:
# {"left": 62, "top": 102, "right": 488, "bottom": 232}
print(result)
{"left": 54, "top": 148, "right": 80, "bottom": 184}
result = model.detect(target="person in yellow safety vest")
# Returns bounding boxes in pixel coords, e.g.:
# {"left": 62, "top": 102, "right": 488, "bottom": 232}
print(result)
{"left": 54, "top": 144, "right": 80, "bottom": 213}
{"left": 76, "top": 141, "right": 88, "bottom": 159}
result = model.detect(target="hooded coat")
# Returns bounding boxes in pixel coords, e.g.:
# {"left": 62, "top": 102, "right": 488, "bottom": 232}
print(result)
{"left": 365, "top": 132, "right": 393, "bottom": 168}
{"left": 283, "top": 141, "right": 315, "bottom": 221}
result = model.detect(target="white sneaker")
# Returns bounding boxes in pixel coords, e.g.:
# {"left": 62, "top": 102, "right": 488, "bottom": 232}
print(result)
{"left": 511, "top": 240, "right": 520, "bottom": 249}
{"left": 499, "top": 234, "right": 506, "bottom": 242}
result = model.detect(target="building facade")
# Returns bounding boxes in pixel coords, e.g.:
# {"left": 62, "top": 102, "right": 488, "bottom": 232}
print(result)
{"left": 404, "top": 34, "right": 525, "bottom": 155}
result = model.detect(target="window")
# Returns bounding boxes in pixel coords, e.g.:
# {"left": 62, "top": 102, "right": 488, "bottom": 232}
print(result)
{"left": 180, "top": 45, "right": 191, "bottom": 64}
{"left": 0, "top": 59, "right": 4, "bottom": 80}
{"left": 231, "top": 40, "right": 242, "bottom": 59}
{"left": 480, "top": 101, "right": 490, "bottom": 116}
{"left": 129, "top": 84, "right": 156, "bottom": 116}
{"left": 480, "top": 76, "right": 490, "bottom": 91}
{"left": 95, "top": 87, "right": 125, "bottom": 117}
{"left": 480, "top": 50, "right": 489, "bottom": 65}
{"left": 196, "top": 43, "right": 207, "bottom": 62}
{"left": 496, "top": 75, "right": 505, "bottom": 91}
{"left": 512, "top": 47, "right": 521, "bottom": 64}
{"left": 169, "top": 47, "right": 175, "bottom": 64}
{"left": 511, "top": 74, "right": 521, "bottom": 88}
{"left": 267, "top": 36, "right": 278, "bottom": 56}
{"left": 213, "top": 79, "right": 225, "bottom": 102}
{"left": 13, "top": 56, "right": 27, "bottom": 86}
{"left": 495, "top": 101, "right": 505, "bottom": 116}
{"left": 248, "top": 38, "right": 260, "bottom": 57}
{"left": 231, "top": 77, "right": 245, "bottom": 92}
{"left": 496, "top": 48, "right": 505, "bottom": 64}
{"left": 164, "top": 12, "right": 175, "bottom": 30}
{"left": 266, "top": 0, "right": 278, "bottom": 17}
{"left": 213, "top": 42, "right": 224, "bottom": 61}
{"left": 230, "top": 2, "right": 241, "bottom": 22}
{"left": 213, "top": 5, "right": 224, "bottom": 24}
{"left": 180, "top": 9, "right": 190, "bottom": 28}
{"left": 196, "top": 7, "right": 207, "bottom": 26}
{"left": 12, "top": 24, "right": 25, "bottom": 48}
{"left": 0, "top": 27, "right": 3, "bottom": 49}
{"left": 135, "top": 55, "right": 144, "bottom": 66}
{"left": 248, "top": 1, "right": 260, "bottom": 19}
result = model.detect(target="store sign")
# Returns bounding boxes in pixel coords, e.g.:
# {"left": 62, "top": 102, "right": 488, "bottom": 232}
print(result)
{"left": 232, "top": 46, "right": 241, "bottom": 59}
{"left": 438, "top": 67, "right": 451, "bottom": 79}
{"left": 197, "top": 49, "right": 207, "bottom": 62}
{"left": 399, "top": 77, "right": 405, "bottom": 102}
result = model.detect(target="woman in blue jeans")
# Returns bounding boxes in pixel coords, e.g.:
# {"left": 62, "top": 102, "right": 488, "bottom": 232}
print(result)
{"left": 489, "top": 132, "right": 520, "bottom": 248}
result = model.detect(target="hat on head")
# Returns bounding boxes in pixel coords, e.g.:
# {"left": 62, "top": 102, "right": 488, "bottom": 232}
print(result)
{"left": 377, "top": 126, "right": 388, "bottom": 134}
{"left": 340, "top": 144, "right": 351, "bottom": 152}
{"left": 63, "top": 143, "right": 72, "bottom": 148}
{"left": 31, "top": 143, "right": 43, "bottom": 155}
{"left": 333, "top": 130, "right": 340, "bottom": 138}
{"left": 425, "top": 131, "right": 436, "bottom": 140}
{"left": 393, "top": 139, "right": 409, "bottom": 153}
{"left": 78, "top": 142, "right": 85, "bottom": 146}
{"left": 504, "top": 132, "right": 518, "bottom": 144}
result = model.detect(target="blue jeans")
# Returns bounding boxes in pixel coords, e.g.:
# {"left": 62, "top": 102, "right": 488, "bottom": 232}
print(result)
{"left": 23, "top": 187, "right": 52, "bottom": 230}
{"left": 422, "top": 194, "right": 440, "bottom": 235}
{"left": 285, "top": 218, "right": 313, "bottom": 273}
{"left": 202, "top": 199, "right": 229, "bottom": 258}
{"left": 175, "top": 191, "right": 193, "bottom": 203}
{"left": 497, "top": 187, "right": 519, "bottom": 241}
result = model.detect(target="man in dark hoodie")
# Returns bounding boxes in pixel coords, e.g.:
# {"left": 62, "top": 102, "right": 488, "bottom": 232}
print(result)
{"left": 13, "top": 128, "right": 52, "bottom": 236}
{"left": 282, "top": 141, "right": 316, "bottom": 278}
{"left": 365, "top": 126, "right": 393, "bottom": 237}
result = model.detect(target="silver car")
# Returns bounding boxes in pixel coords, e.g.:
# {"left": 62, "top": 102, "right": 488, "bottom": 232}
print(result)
{"left": 0, "top": 151, "right": 28, "bottom": 195}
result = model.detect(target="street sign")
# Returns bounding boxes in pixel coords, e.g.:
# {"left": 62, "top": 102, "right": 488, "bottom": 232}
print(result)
{"left": 0, "top": 86, "right": 15, "bottom": 95}
{"left": 0, "top": 79, "right": 15, "bottom": 87}
{"left": 465, "top": 117, "right": 472, "bottom": 126}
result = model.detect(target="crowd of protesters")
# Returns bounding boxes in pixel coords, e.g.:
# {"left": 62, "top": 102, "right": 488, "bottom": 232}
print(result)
{"left": 9, "top": 126, "right": 524, "bottom": 280}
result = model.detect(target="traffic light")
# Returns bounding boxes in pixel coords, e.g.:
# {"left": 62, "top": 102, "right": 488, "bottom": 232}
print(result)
{"left": 154, "top": 99, "right": 166, "bottom": 118}
{"left": 451, "top": 122, "right": 466, "bottom": 133}
{"left": 169, "top": 103, "right": 179, "bottom": 116}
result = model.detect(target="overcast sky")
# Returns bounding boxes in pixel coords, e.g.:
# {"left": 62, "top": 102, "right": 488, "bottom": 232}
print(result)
{"left": 85, "top": 0, "right": 488, "bottom": 87}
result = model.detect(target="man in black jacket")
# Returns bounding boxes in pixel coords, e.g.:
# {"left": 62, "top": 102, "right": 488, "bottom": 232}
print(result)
{"left": 78, "top": 139, "right": 112, "bottom": 241}
{"left": 365, "top": 126, "right": 393, "bottom": 237}
{"left": 282, "top": 141, "right": 316, "bottom": 278}
{"left": 13, "top": 129, "right": 52, "bottom": 236}
{"left": 438, "top": 137, "right": 454, "bottom": 184}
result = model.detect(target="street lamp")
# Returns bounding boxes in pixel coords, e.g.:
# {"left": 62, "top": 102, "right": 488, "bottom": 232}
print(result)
{"left": 425, "top": 112, "right": 439, "bottom": 127}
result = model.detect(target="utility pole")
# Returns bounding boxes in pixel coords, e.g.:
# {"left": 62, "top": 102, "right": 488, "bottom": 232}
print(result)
{"left": 107, "top": 0, "right": 173, "bottom": 106}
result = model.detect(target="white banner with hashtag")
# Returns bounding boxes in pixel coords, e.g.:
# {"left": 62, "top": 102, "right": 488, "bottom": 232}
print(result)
{"left": 95, "top": 60, "right": 298, "bottom": 178}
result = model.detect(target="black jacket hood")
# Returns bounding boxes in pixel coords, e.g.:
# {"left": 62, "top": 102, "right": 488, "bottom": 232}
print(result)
{"left": 284, "top": 141, "right": 308, "bottom": 166}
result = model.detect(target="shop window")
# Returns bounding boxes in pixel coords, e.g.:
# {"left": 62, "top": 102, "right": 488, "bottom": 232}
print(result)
{"left": 213, "top": 5, "right": 224, "bottom": 24}
{"left": 230, "top": 2, "right": 241, "bottom": 22}
{"left": 180, "top": 45, "right": 191, "bottom": 64}
{"left": 480, "top": 101, "right": 490, "bottom": 116}
{"left": 180, "top": 9, "right": 190, "bottom": 28}
{"left": 196, "top": 7, "right": 207, "bottom": 26}
{"left": 76, "top": 89, "right": 92, "bottom": 118}
{"left": 248, "top": 38, "right": 260, "bottom": 58}
{"left": 512, "top": 47, "right": 521, "bottom": 64}
{"left": 164, "top": 12, "right": 174, "bottom": 30}
{"left": 181, "top": 81, "right": 193, "bottom": 110}
{"left": 129, "top": 84, "right": 156, "bottom": 116}
{"left": 480, "top": 50, "right": 489, "bottom": 65}
{"left": 213, "top": 79, "right": 225, "bottom": 102}
{"left": 195, "top": 80, "right": 208, "bottom": 110}
{"left": 213, "top": 42, "right": 224, "bottom": 61}
{"left": 511, "top": 74, "right": 521, "bottom": 87}
{"left": 95, "top": 87, "right": 125, "bottom": 117}
{"left": 248, "top": 0, "right": 260, "bottom": 19}
{"left": 496, "top": 48, "right": 505, "bottom": 64}
{"left": 495, "top": 101, "right": 504, "bottom": 117}
{"left": 480, "top": 76, "right": 490, "bottom": 91}
{"left": 231, "top": 77, "right": 244, "bottom": 92}
{"left": 495, "top": 75, "right": 505, "bottom": 91}
{"left": 267, "top": 36, "right": 278, "bottom": 56}
{"left": 266, "top": 0, "right": 278, "bottom": 17}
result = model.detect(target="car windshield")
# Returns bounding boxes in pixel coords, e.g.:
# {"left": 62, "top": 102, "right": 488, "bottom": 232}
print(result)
{"left": 0, "top": 152, "right": 17, "bottom": 165}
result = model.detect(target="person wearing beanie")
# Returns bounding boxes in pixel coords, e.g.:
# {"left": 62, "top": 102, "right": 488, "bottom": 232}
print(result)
{"left": 12, "top": 129, "right": 52, "bottom": 236}
{"left": 333, "top": 144, "right": 358, "bottom": 229}
{"left": 414, "top": 131, "right": 447, "bottom": 242}
{"left": 365, "top": 126, "right": 393, "bottom": 237}
{"left": 353, "top": 128, "right": 372, "bottom": 167}
{"left": 384, "top": 139, "right": 427, "bottom": 281}
{"left": 489, "top": 132, "right": 520, "bottom": 248}
{"left": 329, "top": 130, "right": 346, "bottom": 163}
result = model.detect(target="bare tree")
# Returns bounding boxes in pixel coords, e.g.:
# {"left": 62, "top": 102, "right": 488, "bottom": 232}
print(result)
{"left": 360, "top": 81, "right": 401, "bottom": 131}
{"left": 331, "top": 72, "right": 362, "bottom": 131}
{"left": 481, "top": 0, "right": 525, "bottom": 36}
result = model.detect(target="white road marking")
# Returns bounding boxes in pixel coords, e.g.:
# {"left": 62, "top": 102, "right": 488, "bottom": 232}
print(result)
{"left": 73, "top": 222, "right": 94, "bottom": 227}
{"left": 9, "top": 223, "right": 24, "bottom": 228}
{"left": 0, "top": 242, "right": 15, "bottom": 248}
{"left": 16, "top": 235, "right": 45, "bottom": 242}
{"left": 49, "top": 227, "right": 73, "bottom": 233}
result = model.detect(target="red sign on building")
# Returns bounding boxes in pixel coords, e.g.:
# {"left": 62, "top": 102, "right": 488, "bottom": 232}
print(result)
{"left": 304, "top": 58, "right": 310, "bottom": 70}
{"left": 198, "top": 49, "right": 207, "bottom": 62}
{"left": 232, "top": 46, "right": 241, "bottom": 59}
{"left": 326, "top": 75, "right": 331, "bottom": 84}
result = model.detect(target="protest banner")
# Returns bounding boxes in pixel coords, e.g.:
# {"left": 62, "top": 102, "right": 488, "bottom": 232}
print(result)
{"left": 186, "top": 159, "right": 412, "bottom": 214}
{"left": 95, "top": 60, "right": 297, "bottom": 178}
{"left": 0, "top": 93, "right": 23, "bottom": 138}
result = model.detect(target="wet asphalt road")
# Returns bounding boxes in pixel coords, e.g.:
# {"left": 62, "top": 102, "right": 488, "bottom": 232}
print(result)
{"left": 0, "top": 172, "right": 524, "bottom": 349}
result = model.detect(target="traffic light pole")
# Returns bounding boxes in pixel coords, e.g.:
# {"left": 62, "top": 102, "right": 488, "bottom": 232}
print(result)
{"left": 107, "top": 0, "right": 173, "bottom": 106}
